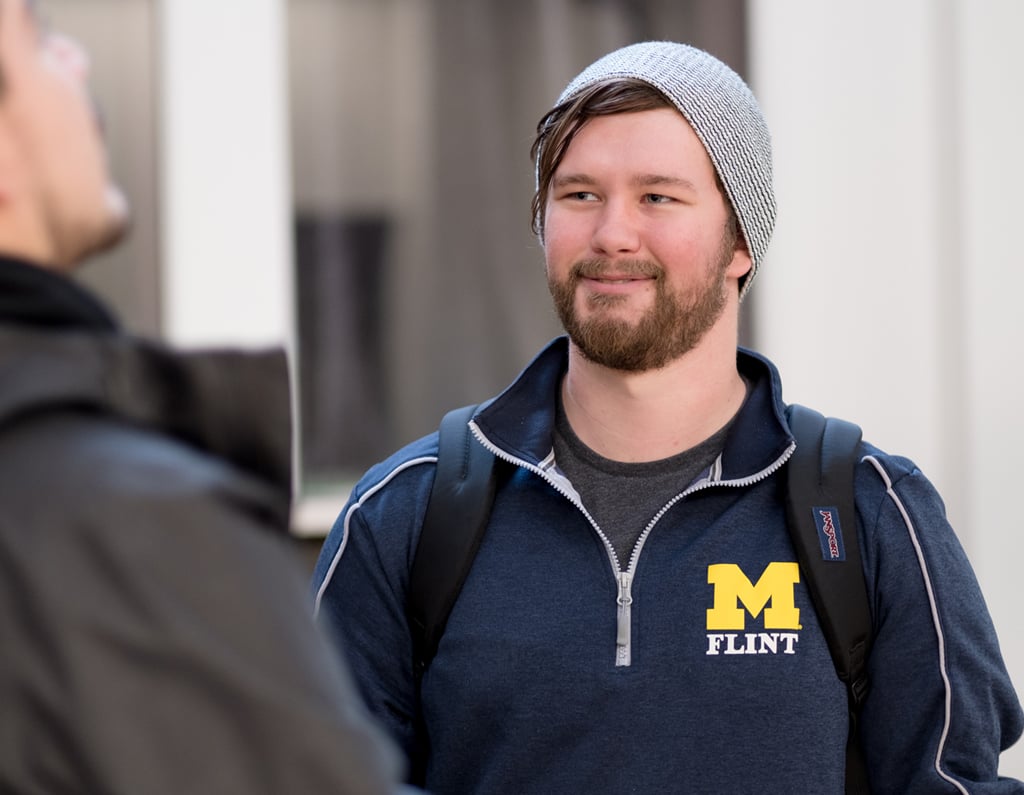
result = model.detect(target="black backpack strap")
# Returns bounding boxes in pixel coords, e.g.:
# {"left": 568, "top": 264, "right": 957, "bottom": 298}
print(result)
{"left": 408, "top": 404, "right": 497, "bottom": 676}
{"left": 784, "top": 404, "right": 872, "bottom": 795}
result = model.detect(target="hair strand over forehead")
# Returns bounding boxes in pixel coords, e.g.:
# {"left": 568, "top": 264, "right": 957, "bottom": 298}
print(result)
{"left": 530, "top": 78, "right": 738, "bottom": 254}
{"left": 530, "top": 79, "right": 671, "bottom": 238}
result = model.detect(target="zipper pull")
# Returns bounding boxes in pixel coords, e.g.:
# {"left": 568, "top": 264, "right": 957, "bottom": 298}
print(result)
{"left": 616, "top": 571, "right": 633, "bottom": 666}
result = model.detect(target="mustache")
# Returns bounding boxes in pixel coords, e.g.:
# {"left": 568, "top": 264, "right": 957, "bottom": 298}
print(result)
{"left": 570, "top": 258, "right": 664, "bottom": 280}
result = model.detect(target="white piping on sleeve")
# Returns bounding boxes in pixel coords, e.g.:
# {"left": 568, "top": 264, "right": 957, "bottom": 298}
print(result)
{"left": 312, "top": 455, "right": 437, "bottom": 617}
{"left": 864, "top": 455, "right": 969, "bottom": 795}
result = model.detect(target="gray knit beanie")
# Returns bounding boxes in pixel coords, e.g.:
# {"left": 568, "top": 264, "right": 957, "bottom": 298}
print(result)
{"left": 548, "top": 41, "right": 776, "bottom": 300}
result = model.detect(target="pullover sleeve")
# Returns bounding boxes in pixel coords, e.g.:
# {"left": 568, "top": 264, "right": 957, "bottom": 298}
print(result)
{"left": 312, "top": 455, "right": 435, "bottom": 779}
{"left": 856, "top": 454, "right": 1024, "bottom": 793}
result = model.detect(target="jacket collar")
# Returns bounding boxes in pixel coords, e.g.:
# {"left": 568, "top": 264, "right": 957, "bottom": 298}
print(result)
{"left": 0, "top": 257, "right": 292, "bottom": 496}
{"left": 474, "top": 336, "right": 794, "bottom": 481}
{"left": 0, "top": 255, "right": 119, "bottom": 331}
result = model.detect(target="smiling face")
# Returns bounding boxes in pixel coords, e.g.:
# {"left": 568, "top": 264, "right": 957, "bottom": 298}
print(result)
{"left": 543, "top": 107, "right": 751, "bottom": 372}
{"left": 0, "top": 0, "right": 127, "bottom": 269}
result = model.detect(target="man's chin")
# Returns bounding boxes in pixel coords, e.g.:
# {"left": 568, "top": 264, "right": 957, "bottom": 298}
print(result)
{"left": 70, "top": 189, "right": 131, "bottom": 268}
{"left": 97, "top": 185, "right": 131, "bottom": 247}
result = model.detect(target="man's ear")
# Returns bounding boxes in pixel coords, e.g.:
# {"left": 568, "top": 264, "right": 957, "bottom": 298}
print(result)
{"left": 726, "top": 237, "right": 752, "bottom": 282}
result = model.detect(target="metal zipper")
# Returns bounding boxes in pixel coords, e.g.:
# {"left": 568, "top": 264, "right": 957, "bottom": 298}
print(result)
{"left": 470, "top": 424, "right": 628, "bottom": 664}
{"left": 623, "top": 444, "right": 797, "bottom": 575}
{"left": 470, "top": 422, "right": 796, "bottom": 669}
{"left": 616, "top": 570, "right": 634, "bottom": 666}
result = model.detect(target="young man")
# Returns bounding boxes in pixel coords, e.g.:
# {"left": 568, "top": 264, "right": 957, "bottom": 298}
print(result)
{"left": 0, "top": 1, "right": 406, "bottom": 791}
{"left": 313, "top": 42, "right": 1024, "bottom": 793}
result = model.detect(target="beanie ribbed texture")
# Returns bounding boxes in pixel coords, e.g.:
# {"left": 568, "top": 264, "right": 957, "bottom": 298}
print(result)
{"left": 549, "top": 41, "right": 776, "bottom": 300}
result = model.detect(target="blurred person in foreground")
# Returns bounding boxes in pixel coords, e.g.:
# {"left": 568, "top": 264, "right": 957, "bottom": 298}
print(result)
{"left": 312, "top": 41, "right": 1024, "bottom": 793}
{"left": 0, "top": 0, "right": 406, "bottom": 791}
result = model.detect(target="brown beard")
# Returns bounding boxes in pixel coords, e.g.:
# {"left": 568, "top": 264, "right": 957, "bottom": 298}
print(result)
{"left": 547, "top": 236, "right": 735, "bottom": 372}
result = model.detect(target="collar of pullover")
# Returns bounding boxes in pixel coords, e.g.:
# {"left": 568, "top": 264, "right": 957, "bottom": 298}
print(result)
{"left": 473, "top": 336, "right": 794, "bottom": 483}
{"left": 0, "top": 255, "right": 119, "bottom": 332}
{"left": 0, "top": 256, "right": 293, "bottom": 498}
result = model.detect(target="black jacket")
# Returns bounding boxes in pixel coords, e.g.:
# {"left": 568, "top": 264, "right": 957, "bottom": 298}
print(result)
{"left": 0, "top": 257, "right": 403, "bottom": 793}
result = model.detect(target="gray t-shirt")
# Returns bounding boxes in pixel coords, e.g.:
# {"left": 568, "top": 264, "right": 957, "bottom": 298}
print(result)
{"left": 552, "top": 391, "right": 740, "bottom": 570}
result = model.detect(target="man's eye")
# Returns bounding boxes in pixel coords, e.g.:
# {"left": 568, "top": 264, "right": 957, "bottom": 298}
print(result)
{"left": 645, "top": 194, "right": 672, "bottom": 204}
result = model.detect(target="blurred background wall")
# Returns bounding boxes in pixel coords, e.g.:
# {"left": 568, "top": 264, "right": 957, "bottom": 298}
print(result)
{"left": 752, "top": 4, "right": 1024, "bottom": 779}
{"left": 49, "top": 0, "right": 1022, "bottom": 776}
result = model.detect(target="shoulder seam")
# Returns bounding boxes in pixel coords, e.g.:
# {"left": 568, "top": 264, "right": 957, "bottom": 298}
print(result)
{"left": 312, "top": 455, "right": 436, "bottom": 617}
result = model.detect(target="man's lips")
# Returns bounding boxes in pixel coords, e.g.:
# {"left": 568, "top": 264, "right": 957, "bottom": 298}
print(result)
{"left": 571, "top": 260, "right": 661, "bottom": 292}
{"left": 586, "top": 275, "right": 652, "bottom": 284}
{"left": 577, "top": 274, "right": 656, "bottom": 297}
{"left": 579, "top": 274, "right": 657, "bottom": 289}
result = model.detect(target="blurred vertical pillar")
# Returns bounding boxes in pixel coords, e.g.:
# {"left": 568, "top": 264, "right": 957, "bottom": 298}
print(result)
{"left": 157, "top": 0, "right": 294, "bottom": 351}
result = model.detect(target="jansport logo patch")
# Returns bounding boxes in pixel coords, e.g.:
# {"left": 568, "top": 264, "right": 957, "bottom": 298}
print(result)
{"left": 706, "top": 562, "right": 802, "bottom": 656}
{"left": 813, "top": 507, "right": 846, "bottom": 561}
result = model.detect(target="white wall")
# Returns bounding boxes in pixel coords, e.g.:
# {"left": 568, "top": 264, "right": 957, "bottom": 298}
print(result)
{"left": 750, "top": 0, "right": 1024, "bottom": 777}
{"left": 158, "top": 0, "right": 294, "bottom": 351}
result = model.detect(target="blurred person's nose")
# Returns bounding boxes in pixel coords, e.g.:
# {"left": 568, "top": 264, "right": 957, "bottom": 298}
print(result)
{"left": 45, "top": 33, "right": 91, "bottom": 83}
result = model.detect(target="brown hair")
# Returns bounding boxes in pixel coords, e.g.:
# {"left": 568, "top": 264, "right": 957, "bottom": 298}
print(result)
{"left": 529, "top": 78, "right": 737, "bottom": 243}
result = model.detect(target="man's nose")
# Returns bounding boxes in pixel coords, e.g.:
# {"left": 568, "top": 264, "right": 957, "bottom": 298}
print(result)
{"left": 46, "top": 33, "right": 91, "bottom": 82}
{"left": 590, "top": 199, "right": 642, "bottom": 256}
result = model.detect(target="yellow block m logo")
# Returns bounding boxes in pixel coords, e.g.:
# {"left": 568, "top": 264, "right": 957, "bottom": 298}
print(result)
{"left": 706, "top": 562, "right": 802, "bottom": 630}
